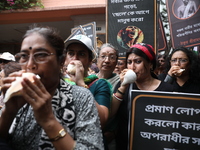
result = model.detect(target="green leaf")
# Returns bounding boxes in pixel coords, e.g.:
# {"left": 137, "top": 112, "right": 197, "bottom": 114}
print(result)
{"left": 30, "top": 3, "right": 35, "bottom": 7}
{"left": 0, "top": 0, "right": 44, "bottom": 10}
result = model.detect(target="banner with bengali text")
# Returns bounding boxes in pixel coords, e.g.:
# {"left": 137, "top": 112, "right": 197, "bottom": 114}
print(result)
{"left": 106, "top": 0, "right": 157, "bottom": 59}
{"left": 166, "top": 0, "right": 200, "bottom": 48}
{"left": 129, "top": 90, "right": 200, "bottom": 150}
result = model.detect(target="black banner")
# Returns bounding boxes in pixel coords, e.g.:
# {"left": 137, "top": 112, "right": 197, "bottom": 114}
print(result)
{"left": 64, "top": 27, "right": 85, "bottom": 43}
{"left": 69, "top": 22, "right": 97, "bottom": 51}
{"left": 129, "top": 90, "right": 200, "bottom": 150}
{"left": 107, "top": 0, "right": 157, "bottom": 58}
{"left": 166, "top": 0, "right": 200, "bottom": 48}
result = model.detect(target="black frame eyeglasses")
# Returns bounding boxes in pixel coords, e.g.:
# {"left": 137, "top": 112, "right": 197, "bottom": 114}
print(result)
{"left": 170, "top": 58, "right": 188, "bottom": 64}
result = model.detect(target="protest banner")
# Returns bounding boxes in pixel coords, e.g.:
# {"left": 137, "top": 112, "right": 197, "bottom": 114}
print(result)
{"left": 129, "top": 90, "right": 200, "bottom": 150}
{"left": 71, "top": 22, "right": 97, "bottom": 51}
{"left": 106, "top": 0, "right": 157, "bottom": 58}
{"left": 166, "top": 0, "right": 200, "bottom": 48}
{"left": 64, "top": 26, "right": 85, "bottom": 43}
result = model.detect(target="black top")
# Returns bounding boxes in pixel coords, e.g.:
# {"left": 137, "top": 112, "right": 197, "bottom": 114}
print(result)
{"left": 158, "top": 73, "right": 200, "bottom": 94}
{"left": 114, "top": 81, "right": 173, "bottom": 150}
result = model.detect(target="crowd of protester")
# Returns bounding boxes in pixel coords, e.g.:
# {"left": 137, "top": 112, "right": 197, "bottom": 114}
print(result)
{"left": 0, "top": 24, "right": 200, "bottom": 150}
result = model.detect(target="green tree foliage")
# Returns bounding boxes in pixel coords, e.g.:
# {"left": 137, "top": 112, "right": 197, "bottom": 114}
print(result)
{"left": 0, "top": 0, "right": 44, "bottom": 11}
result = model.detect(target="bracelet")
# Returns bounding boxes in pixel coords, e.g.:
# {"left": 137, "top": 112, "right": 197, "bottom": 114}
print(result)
{"left": 113, "top": 93, "right": 123, "bottom": 101}
{"left": 117, "top": 89, "right": 125, "bottom": 95}
{"left": 49, "top": 128, "right": 67, "bottom": 141}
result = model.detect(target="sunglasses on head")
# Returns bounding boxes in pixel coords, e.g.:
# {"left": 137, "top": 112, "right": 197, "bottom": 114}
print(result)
{"left": 0, "top": 59, "right": 10, "bottom": 64}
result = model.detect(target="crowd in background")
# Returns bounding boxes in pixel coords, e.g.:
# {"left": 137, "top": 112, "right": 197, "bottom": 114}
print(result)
{"left": 0, "top": 24, "right": 200, "bottom": 150}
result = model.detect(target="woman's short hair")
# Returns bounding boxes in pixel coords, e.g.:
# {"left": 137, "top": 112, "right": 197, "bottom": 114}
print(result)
{"left": 98, "top": 43, "right": 119, "bottom": 60}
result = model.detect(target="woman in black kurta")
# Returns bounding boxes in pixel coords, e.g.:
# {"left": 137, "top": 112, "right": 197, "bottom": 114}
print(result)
{"left": 158, "top": 47, "right": 200, "bottom": 94}
{"left": 110, "top": 43, "right": 173, "bottom": 150}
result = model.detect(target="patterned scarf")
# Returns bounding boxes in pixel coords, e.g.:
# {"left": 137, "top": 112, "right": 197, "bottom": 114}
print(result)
{"left": 10, "top": 79, "right": 76, "bottom": 150}
{"left": 63, "top": 74, "right": 98, "bottom": 86}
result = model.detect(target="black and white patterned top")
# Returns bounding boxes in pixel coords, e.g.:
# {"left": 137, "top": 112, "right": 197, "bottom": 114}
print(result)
{"left": 9, "top": 79, "right": 104, "bottom": 150}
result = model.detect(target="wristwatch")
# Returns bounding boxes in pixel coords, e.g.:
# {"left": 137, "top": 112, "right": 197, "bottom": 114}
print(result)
{"left": 49, "top": 128, "right": 67, "bottom": 141}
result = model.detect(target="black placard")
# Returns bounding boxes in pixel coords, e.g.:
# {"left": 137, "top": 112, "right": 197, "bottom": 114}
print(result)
{"left": 106, "top": 0, "right": 157, "bottom": 59}
{"left": 166, "top": 0, "right": 200, "bottom": 48}
{"left": 71, "top": 22, "right": 97, "bottom": 51}
{"left": 64, "top": 27, "right": 85, "bottom": 43}
{"left": 129, "top": 90, "right": 200, "bottom": 150}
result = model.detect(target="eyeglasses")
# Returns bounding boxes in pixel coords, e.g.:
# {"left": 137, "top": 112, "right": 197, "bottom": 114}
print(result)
{"left": 0, "top": 59, "right": 10, "bottom": 64}
{"left": 170, "top": 58, "right": 188, "bottom": 64}
{"left": 99, "top": 55, "right": 117, "bottom": 62}
{"left": 15, "top": 52, "right": 55, "bottom": 65}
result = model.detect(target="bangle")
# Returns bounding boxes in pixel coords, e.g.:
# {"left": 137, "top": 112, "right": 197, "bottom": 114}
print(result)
{"left": 49, "top": 128, "right": 67, "bottom": 141}
{"left": 117, "top": 89, "right": 125, "bottom": 95}
{"left": 113, "top": 93, "right": 123, "bottom": 101}
{"left": 84, "top": 84, "right": 89, "bottom": 88}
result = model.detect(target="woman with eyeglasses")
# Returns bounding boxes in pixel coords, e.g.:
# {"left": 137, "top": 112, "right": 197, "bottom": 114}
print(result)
{"left": 0, "top": 25, "right": 104, "bottom": 150}
{"left": 96, "top": 43, "right": 120, "bottom": 150}
{"left": 159, "top": 47, "right": 200, "bottom": 94}
{"left": 97, "top": 43, "right": 120, "bottom": 92}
